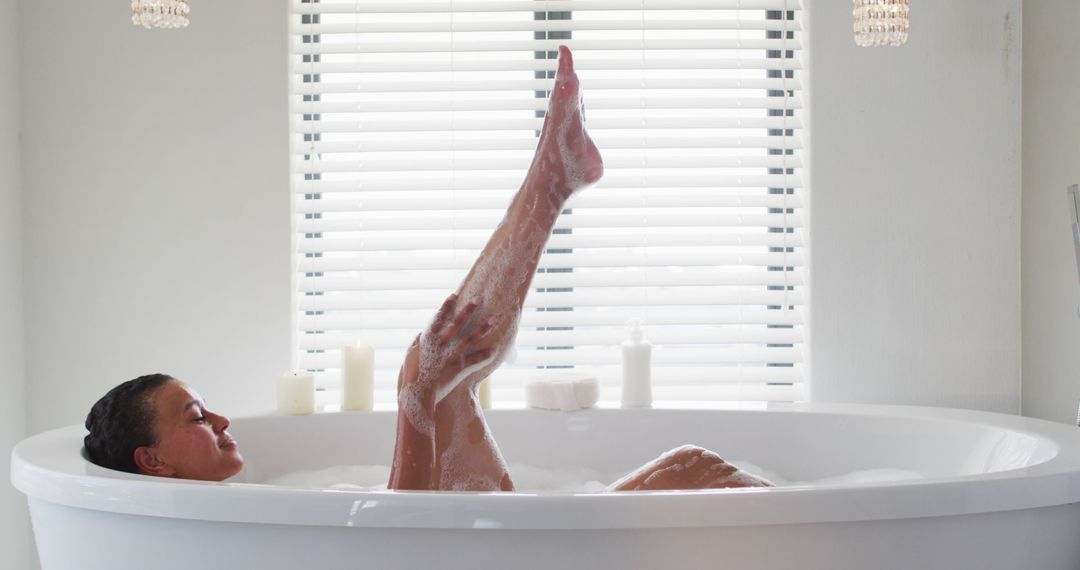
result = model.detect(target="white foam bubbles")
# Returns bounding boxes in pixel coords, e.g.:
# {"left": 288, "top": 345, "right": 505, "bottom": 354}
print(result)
{"left": 727, "top": 460, "right": 924, "bottom": 487}
{"left": 265, "top": 464, "right": 391, "bottom": 491}
{"left": 507, "top": 463, "right": 611, "bottom": 492}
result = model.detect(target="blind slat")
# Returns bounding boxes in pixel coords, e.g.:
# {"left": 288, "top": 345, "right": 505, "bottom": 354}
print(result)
{"left": 294, "top": 39, "right": 803, "bottom": 57}
{"left": 298, "top": 288, "right": 805, "bottom": 312}
{"left": 299, "top": 268, "right": 806, "bottom": 292}
{"left": 289, "top": 91, "right": 803, "bottom": 111}
{"left": 298, "top": 234, "right": 805, "bottom": 254}
{"left": 295, "top": 178, "right": 805, "bottom": 195}
{"left": 298, "top": 346, "right": 804, "bottom": 369}
{"left": 301, "top": 327, "right": 803, "bottom": 352}
{"left": 299, "top": 307, "right": 804, "bottom": 329}
{"left": 291, "top": 115, "right": 802, "bottom": 134}
{"left": 297, "top": 19, "right": 803, "bottom": 35}
{"left": 291, "top": 57, "right": 802, "bottom": 75}
{"left": 297, "top": 209, "right": 804, "bottom": 233}
{"left": 293, "top": 0, "right": 801, "bottom": 14}
{"left": 297, "top": 244, "right": 805, "bottom": 272}
{"left": 292, "top": 77, "right": 800, "bottom": 95}
{"left": 294, "top": 142, "right": 802, "bottom": 161}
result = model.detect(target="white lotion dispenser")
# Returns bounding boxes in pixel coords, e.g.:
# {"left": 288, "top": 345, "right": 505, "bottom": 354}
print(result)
{"left": 621, "top": 318, "right": 653, "bottom": 407}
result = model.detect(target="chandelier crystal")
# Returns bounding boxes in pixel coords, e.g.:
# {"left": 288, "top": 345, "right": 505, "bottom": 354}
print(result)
{"left": 131, "top": 0, "right": 190, "bottom": 30}
{"left": 853, "top": 0, "right": 909, "bottom": 47}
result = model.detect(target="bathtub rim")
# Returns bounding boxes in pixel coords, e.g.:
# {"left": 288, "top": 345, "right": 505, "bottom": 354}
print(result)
{"left": 13, "top": 403, "right": 1080, "bottom": 530}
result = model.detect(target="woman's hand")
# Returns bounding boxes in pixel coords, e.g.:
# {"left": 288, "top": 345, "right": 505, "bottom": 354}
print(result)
{"left": 417, "top": 294, "right": 498, "bottom": 400}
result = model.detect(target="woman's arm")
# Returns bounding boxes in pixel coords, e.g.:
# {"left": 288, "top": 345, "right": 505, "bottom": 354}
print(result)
{"left": 609, "top": 445, "right": 773, "bottom": 491}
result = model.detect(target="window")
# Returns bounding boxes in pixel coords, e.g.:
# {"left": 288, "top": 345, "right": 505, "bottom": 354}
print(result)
{"left": 290, "top": 0, "right": 806, "bottom": 407}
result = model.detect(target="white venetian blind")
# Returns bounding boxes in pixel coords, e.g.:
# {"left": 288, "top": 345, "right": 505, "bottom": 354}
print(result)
{"left": 289, "top": 0, "right": 807, "bottom": 407}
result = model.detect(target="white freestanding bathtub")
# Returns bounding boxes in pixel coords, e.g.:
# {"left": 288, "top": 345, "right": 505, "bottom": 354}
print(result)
{"left": 12, "top": 403, "right": 1080, "bottom": 570}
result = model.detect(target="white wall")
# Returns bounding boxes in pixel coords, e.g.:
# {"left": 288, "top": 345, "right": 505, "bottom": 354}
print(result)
{"left": 20, "top": 0, "right": 292, "bottom": 436}
{"left": 808, "top": 0, "right": 1022, "bottom": 412}
{"left": 1, "top": 0, "right": 30, "bottom": 568}
{"left": 1021, "top": 0, "right": 1080, "bottom": 424}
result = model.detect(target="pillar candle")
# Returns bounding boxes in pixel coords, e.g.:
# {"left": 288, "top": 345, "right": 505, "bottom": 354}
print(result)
{"left": 478, "top": 377, "right": 492, "bottom": 410}
{"left": 342, "top": 343, "right": 375, "bottom": 411}
{"left": 278, "top": 371, "right": 315, "bottom": 415}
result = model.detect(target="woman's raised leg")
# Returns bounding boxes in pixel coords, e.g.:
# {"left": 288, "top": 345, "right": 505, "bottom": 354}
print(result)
{"left": 389, "top": 46, "right": 603, "bottom": 491}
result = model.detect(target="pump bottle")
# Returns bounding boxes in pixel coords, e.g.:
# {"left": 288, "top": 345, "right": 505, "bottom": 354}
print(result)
{"left": 621, "top": 319, "right": 653, "bottom": 407}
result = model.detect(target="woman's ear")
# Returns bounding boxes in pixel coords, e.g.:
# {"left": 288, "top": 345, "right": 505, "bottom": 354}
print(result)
{"left": 134, "top": 446, "right": 176, "bottom": 477}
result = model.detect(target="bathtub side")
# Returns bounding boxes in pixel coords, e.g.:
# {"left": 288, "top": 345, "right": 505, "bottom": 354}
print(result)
{"left": 26, "top": 497, "right": 1080, "bottom": 570}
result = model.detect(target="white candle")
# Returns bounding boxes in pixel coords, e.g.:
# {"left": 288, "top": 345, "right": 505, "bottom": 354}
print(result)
{"left": 278, "top": 371, "right": 315, "bottom": 415}
{"left": 478, "top": 377, "right": 492, "bottom": 410}
{"left": 342, "top": 343, "right": 375, "bottom": 411}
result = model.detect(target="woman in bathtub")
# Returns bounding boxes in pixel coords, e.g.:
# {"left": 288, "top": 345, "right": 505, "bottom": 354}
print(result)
{"left": 83, "top": 47, "right": 772, "bottom": 493}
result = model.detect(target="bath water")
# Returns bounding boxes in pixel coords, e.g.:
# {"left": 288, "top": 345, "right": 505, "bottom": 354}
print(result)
{"left": 263, "top": 462, "right": 923, "bottom": 491}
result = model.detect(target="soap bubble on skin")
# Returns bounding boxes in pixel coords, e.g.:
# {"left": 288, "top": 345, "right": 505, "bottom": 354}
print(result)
{"left": 555, "top": 113, "right": 587, "bottom": 192}
{"left": 398, "top": 383, "right": 434, "bottom": 437}
{"left": 436, "top": 385, "right": 511, "bottom": 491}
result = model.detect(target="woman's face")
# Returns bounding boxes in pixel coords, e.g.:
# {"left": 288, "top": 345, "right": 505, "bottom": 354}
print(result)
{"left": 136, "top": 380, "right": 244, "bottom": 481}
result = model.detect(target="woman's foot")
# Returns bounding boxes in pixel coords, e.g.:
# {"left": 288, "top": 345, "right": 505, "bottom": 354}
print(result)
{"left": 530, "top": 45, "right": 604, "bottom": 200}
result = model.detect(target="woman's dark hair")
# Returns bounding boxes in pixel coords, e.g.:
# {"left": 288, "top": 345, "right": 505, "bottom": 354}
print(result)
{"left": 84, "top": 374, "right": 175, "bottom": 473}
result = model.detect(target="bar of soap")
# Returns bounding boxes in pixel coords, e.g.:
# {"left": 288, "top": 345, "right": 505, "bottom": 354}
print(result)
{"left": 525, "top": 372, "right": 599, "bottom": 411}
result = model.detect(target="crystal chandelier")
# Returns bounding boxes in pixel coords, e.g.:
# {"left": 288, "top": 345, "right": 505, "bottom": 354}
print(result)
{"left": 853, "top": 0, "right": 909, "bottom": 47}
{"left": 131, "top": 0, "right": 190, "bottom": 30}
